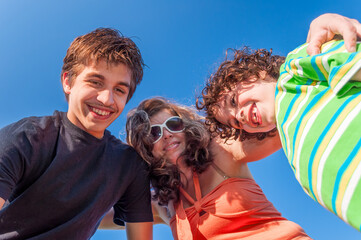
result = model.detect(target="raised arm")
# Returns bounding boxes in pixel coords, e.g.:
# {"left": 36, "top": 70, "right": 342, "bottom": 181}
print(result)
{"left": 307, "top": 13, "right": 361, "bottom": 55}
{"left": 212, "top": 131, "right": 282, "bottom": 164}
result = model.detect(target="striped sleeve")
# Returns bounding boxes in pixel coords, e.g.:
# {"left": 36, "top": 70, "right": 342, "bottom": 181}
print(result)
{"left": 283, "top": 40, "right": 361, "bottom": 96}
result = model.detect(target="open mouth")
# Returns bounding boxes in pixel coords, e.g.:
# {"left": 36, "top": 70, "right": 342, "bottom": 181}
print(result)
{"left": 249, "top": 103, "right": 262, "bottom": 126}
{"left": 89, "top": 106, "right": 112, "bottom": 117}
{"left": 164, "top": 142, "right": 180, "bottom": 151}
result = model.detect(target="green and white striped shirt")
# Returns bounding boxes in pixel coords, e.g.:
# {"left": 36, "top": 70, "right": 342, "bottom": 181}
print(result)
{"left": 275, "top": 40, "right": 361, "bottom": 231}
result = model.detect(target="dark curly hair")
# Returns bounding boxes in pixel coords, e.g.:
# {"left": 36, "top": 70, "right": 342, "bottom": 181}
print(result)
{"left": 126, "top": 97, "right": 212, "bottom": 206}
{"left": 196, "top": 47, "right": 285, "bottom": 141}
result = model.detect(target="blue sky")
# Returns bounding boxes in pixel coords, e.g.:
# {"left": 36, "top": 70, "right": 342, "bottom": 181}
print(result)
{"left": 0, "top": 0, "right": 360, "bottom": 239}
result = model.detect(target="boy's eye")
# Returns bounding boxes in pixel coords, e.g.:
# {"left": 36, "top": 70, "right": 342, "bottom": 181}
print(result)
{"left": 88, "top": 79, "right": 101, "bottom": 86}
{"left": 230, "top": 94, "right": 236, "bottom": 106}
{"left": 115, "top": 87, "right": 126, "bottom": 94}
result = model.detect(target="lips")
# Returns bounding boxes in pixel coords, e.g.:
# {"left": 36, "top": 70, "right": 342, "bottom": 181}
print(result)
{"left": 164, "top": 141, "right": 180, "bottom": 151}
{"left": 91, "top": 107, "right": 111, "bottom": 116}
{"left": 249, "top": 103, "right": 262, "bottom": 126}
{"left": 88, "top": 104, "right": 115, "bottom": 119}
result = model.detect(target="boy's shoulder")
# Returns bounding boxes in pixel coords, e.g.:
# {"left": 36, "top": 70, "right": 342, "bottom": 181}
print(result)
{"left": 1, "top": 111, "right": 62, "bottom": 136}
{"left": 104, "top": 133, "right": 147, "bottom": 167}
{"left": 106, "top": 133, "right": 140, "bottom": 155}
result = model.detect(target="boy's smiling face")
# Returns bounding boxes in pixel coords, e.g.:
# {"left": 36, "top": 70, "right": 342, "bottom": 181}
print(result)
{"left": 214, "top": 73, "right": 277, "bottom": 133}
{"left": 62, "top": 60, "right": 131, "bottom": 138}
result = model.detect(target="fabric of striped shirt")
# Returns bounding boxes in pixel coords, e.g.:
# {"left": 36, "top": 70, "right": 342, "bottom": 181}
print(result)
{"left": 275, "top": 40, "right": 361, "bottom": 231}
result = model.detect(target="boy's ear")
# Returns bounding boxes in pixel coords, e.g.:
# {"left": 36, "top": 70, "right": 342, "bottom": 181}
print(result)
{"left": 62, "top": 72, "right": 71, "bottom": 94}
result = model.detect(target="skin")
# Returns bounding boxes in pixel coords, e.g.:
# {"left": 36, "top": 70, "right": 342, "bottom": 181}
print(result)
{"left": 215, "top": 72, "right": 277, "bottom": 133}
{"left": 150, "top": 110, "right": 186, "bottom": 166}
{"left": 62, "top": 60, "right": 131, "bottom": 139}
{"left": 307, "top": 13, "right": 361, "bottom": 55}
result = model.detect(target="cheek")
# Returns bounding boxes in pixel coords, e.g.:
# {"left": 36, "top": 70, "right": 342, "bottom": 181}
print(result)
{"left": 115, "top": 96, "right": 128, "bottom": 109}
{"left": 151, "top": 143, "right": 162, "bottom": 159}
{"left": 213, "top": 108, "right": 227, "bottom": 125}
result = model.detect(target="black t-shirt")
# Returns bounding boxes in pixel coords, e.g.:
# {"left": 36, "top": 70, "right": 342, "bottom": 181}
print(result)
{"left": 0, "top": 111, "right": 152, "bottom": 239}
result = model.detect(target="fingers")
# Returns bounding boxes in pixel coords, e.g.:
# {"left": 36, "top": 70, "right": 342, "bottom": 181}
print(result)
{"left": 332, "top": 15, "right": 358, "bottom": 52}
{"left": 306, "top": 14, "right": 361, "bottom": 55}
{"left": 350, "top": 18, "right": 361, "bottom": 38}
{"left": 340, "top": 28, "right": 357, "bottom": 53}
{"left": 306, "top": 14, "right": 335, "bottom": 55}
{"left": 307, "top": 35, "right": 326, "bottom": 56}
{"left": 306, "top": 30, "right": 329, "bottom": 55}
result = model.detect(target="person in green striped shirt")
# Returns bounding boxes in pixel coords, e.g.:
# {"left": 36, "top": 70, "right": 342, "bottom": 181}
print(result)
{"left": 197, "top": 13, "right": 361, "bottom": 231}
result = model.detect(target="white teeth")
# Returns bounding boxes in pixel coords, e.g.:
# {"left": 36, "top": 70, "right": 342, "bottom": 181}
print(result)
{"left": 165, "top": 143, "right": 178, "bottom": 150}
{"left": 251, "top": 105, "right": 258, "bottom": 124}
{"left": 91, "top": 107, "right": 110, "bottom": 116}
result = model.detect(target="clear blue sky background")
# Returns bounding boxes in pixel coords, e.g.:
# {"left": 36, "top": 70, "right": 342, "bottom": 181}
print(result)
{"left": 0, "top": 0, "right": 360, "bottom": 239}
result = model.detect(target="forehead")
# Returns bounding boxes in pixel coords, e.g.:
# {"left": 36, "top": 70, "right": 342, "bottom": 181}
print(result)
{"left": 150, "top": 109, "right": 175, "bottom": 125}
{"left": 76, "top": 58, "right": 131, "bottom": 75}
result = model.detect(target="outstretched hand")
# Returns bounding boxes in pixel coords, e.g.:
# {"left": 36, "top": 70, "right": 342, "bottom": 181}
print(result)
{"left": 307, "top": 13, "right": 361, "bottom": 55}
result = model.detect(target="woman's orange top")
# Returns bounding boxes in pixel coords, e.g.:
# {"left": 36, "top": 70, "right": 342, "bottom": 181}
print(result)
{"left": 169, "top": 173, "right": 311, "bottom": 240}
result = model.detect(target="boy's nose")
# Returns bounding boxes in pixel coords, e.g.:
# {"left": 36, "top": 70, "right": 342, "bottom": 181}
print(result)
{"left": 98, "top": 89, "right": 115, "bottom": 106}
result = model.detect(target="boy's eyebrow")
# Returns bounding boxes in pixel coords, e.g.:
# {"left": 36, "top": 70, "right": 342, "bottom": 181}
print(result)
{"left": 116, "top": 81, "right": 130, "bottom": 89}
{"left": 87, "top": 73, "right": 105, "bottom": 80}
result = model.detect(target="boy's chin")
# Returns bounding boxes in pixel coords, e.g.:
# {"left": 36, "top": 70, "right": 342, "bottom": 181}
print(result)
{"left": 246, "top": 126, "right": 275, "bottom": 134}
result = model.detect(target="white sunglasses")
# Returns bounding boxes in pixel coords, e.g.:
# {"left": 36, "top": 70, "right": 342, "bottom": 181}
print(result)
{"left": 150, "top": 116, "right": 185, "bottom": 143}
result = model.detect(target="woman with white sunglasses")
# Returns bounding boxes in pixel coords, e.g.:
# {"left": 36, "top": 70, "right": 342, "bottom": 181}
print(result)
{"left": 125, "top": 97, "right": 311, "bottom": 239}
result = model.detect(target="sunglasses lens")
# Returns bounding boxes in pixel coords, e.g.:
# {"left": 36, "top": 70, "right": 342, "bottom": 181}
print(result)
{"left": 150, "top": 126, "right": 162, "bottom": 142}
{"left": 166, "top": 117, "right": 184, "bottom": 131}
{"left": 150, "top": 117, "right": 184, "bottom": 143}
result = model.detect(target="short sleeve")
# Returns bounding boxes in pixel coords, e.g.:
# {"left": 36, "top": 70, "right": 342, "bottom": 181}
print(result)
{"left": 282, "top": 40, "right": 361, "bottom": 96}
{"left": 0, "top": 120, "right": 32, "bottom": 200}
{"left": 113, "top": 156, "right": 153, "bottom": 225}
